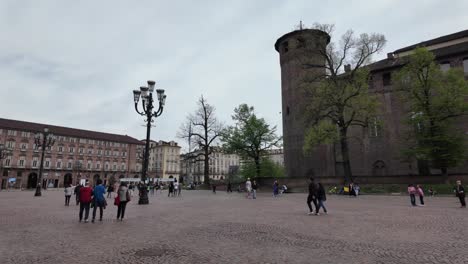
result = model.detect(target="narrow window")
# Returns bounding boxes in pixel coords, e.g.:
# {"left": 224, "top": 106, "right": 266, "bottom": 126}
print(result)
{"left": 297, "top": 37, "right": 306, "bottom": 49}
{"left": 282, "top": 41, "right": 289, "bottom": 53}
{"left": 382, "top": 73, "right": 392, "bottom": 86}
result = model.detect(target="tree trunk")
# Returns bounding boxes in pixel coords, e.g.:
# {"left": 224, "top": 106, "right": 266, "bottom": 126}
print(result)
{"left": 254, "top": 157, "right": 261, "bottom": 179}
{"left": 339, "top": 127, "right": 353, "bottom": 183}
{"left": 204, "top": 148, "right": 210, "bottom": 184}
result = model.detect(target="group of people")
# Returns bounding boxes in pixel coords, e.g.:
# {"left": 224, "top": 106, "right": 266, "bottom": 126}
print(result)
{"left": 407, "top": 184, "right": 425, "bottom": 206}
{"left": 167, "top": 179, "right": 182, "bottom": 197}
{"left": 66, "top": 179, "right": 131, "bottom": 222}
{"left": 306, "top": 178, "right": 327, "bottom": 215}
{"left": 244, "top": 178, "right": 259, "bottom": 199}
{"left": 407, "top": 181, "right": 466, "bottom": 208}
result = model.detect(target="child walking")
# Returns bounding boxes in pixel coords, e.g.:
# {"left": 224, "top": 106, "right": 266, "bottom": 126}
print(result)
{"left": 408, "top": 184, "right": 417, "bottom": 206}
{"left": 416, "top": 184, "right": 425, "bottom": 206}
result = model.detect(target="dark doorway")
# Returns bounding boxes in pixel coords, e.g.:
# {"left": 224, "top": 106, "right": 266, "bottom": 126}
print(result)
{"left": 54, "top": 179, "right": 59, "bottom": 188}
{"left": 64, "top": 173, "right": 72, "bottom": 186}
{"left": 27, "top": 173, "right": 38, "bottom": 189}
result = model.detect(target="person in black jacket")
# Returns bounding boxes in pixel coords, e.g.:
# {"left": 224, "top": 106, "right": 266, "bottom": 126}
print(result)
{"left": 316, "top": 183, "right": 328, "bottom": 215}
{"left": 455, "top": 180, "right": 466, "bottom": 208}
{"left": 307, "top": 178, "right": 318, "bottom": 215}
{"left": 74, "top": 183, "right": 82, "bottom": 205}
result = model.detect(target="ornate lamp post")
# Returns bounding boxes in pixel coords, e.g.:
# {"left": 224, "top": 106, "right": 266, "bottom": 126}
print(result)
{"left": 133, "top": 80, "right": 166, "bottom": 204}
{"left": 34, "top": 127, "right": 56, "bottom": 196}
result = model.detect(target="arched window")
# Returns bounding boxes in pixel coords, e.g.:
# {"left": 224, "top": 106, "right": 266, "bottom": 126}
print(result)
{"left": 372, "top": 160, "right": 387, "bottom": 176}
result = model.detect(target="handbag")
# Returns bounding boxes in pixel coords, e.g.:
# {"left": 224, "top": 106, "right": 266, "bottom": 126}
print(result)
{"left": 114, "top": 196, "right": 120, "bottom": 206}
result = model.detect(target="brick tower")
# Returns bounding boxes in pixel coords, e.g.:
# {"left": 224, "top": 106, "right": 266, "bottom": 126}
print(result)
{"left": 275, "top": 28, "right": 332, "bottom": 178}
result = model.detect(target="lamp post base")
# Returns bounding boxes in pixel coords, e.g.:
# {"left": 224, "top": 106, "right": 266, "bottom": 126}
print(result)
{"left": 138, "top": 188, "right": 149, "bottom": 205}
{"left": 34, "top": 186, "right": 42, "bottom": 197}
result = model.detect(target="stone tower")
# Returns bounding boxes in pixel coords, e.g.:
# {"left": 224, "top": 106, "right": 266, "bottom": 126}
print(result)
{"left": 275, "top": 29, "right": 332, "bottom": 178}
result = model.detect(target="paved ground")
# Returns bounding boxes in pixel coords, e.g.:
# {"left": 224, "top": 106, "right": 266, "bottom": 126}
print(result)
{"left": 0, "top": 190, "right": 467, "bottom": 264}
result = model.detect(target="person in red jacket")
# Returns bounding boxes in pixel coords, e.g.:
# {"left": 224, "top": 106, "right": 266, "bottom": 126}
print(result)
{"left": 79, "top": 180, "right": 94, "bottom": 223}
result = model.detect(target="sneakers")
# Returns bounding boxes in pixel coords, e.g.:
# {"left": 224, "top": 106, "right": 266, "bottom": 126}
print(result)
{"left": 308, "top": 212, "right": 314, "bottom": 215}
{"left": 316, "top": 213, "right": 320, "bottom": 216}
{"left": 84, "top": 219, "right": 89, "bottom": 223}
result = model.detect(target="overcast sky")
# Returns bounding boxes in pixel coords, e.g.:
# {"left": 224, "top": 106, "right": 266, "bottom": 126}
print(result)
{"left": 1, "top": 0, "right": 467, "bottom": 152}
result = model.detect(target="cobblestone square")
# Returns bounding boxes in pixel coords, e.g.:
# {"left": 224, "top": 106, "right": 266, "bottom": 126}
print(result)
{"left": 0, "top": 190, "right": 466, "bottom": 264}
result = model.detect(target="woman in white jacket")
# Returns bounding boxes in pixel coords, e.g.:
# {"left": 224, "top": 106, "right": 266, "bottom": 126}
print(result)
{"left": 64, "top": 184, "right": 74, "bottom": 206}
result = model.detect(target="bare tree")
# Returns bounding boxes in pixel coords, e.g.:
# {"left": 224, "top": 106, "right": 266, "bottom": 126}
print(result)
{"left": 178, "top": 96, "right": 223, "bottom": 184}
{"left": 303, "top": 23, "right": 386, "bottom": 182}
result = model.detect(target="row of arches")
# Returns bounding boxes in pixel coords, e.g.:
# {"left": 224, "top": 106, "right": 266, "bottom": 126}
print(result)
{"left": 25, "top": 173, "right": 129, "bottom": 189}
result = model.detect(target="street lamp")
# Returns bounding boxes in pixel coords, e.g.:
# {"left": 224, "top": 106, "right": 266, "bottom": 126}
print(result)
{"left": 34, "top": 127, "right": 56, "bottom": 196}
{"left": 133, "top": 80, "right": 166, "bottom": 204}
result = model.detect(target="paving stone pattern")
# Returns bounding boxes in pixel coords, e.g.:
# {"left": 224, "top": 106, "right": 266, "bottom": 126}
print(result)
{"left": 0, "top": 190, "right": 467, "bottom": 264}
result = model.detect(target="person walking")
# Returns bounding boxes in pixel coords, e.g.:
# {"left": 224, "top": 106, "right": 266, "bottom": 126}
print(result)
{"left": 173, "top": 179, "right": 179, "bottom": 197}
{"left": 455, "top": 180, "right": 466, "bottom": 208}
{"left": 177, "top": 181, "right": 182, "bottom": 196}
{"left": 116, "top": 182, "right": 130, "bottom": 221}
{"left": 408, "top": 184, "right": 417, "bottom": 206}
{"left": 78, "top": 181, "right": 93, "bottom": 223}
{"left": 128, "top": 183, "right": 134, "bottom": 197}
{"left": 252, "top": 180, "right": 258, "bottom": 199}
{"left": 107, "top": 184, "right": 113, "bottom": 198}
{"left": 273, "top": 180, "right": 279, "bottom": 197}
{"left": 416, "top": 184, "right": 425, "bottom": 206}
{"left": 92, "top": 179, "right": 106, "bottom": 223}
{"left": 168, "top": 181, "right": 174, "bottom": 197}
{"left": 64, "top": 184, "right": 73, "bottom": 206}
{"left": 74, "top": 183, "right": 82, "bottom": 205}
{"left": 307, "top": 178, "right": 318, "bottom": 215}
{"left": 212, "top": 181, "right": 217, "bottom": 194}
{"left": 245, "top": 178, "right": 252, "bottom": 198}
{"left": 316, "top": 183, "right": 328, "bottom": 215}
{"left": 227, "top": 181, "right": 232, "bottom": 193}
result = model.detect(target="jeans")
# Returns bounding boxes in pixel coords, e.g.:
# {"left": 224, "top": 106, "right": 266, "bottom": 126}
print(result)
{"left": 117, "top": 201, "right": 128, "bottom": 219}
{"left": 410, "top": 194, "right": 416, "bottom": 206}
{"left": 419, "top": 196, "right": 424, "bottom": 205}
{"left": 65, "top": 195, "right": 71, "bottom": 206}
{"left": 252, "top": 189, "right": 257, "bottom": 199}
{"left": 307, "top": 195, "right": 318, "bottom": 212}
{"left": 79, "top": 202, "right": 91, "bottom": 221}
{"left": 92, "top": 200, "right": 105, "bottom": 220}
{"left": 317, "top": 199, "right": 327, "bottom": 213}
{"left": 459, "top": 194, "right": 466, "bottom": 207}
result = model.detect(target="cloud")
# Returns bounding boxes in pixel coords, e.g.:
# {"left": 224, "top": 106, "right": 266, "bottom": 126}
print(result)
{"left": 1, "top": 0, "right": 467, "bottom": 151}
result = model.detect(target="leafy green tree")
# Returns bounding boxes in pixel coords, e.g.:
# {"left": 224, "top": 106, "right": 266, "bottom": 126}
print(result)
{"left": 221, "top": 104, "right": 282, "bottom": 178}
{"left": 240, "top": 157, "right": 285, "bottom": 180}
{"left": 303, "top": 24, "right": 385, "bottom": 182}
{"left": 394, "top": 48, "right": 468, "bottom": 180}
